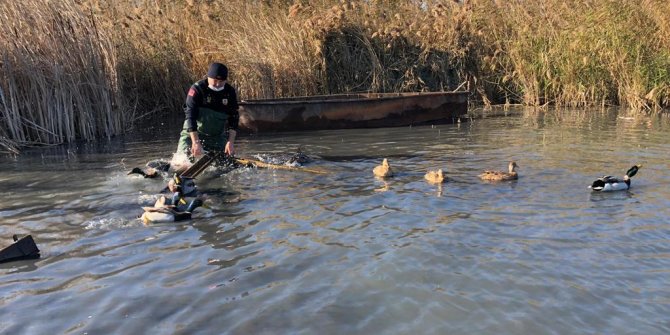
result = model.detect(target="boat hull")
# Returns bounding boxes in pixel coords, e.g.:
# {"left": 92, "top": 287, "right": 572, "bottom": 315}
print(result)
{"left": 238, "top": 92, "right": 468, "bottom": 132}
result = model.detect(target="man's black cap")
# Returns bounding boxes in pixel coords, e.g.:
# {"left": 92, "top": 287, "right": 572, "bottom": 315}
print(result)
{"left": 207, "top": 62, "right": 228, "bottom": 80}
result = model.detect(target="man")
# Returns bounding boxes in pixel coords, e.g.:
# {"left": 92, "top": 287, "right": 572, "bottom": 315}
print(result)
{"left": 177, "top": 62, "right": 239, "bottom": 158}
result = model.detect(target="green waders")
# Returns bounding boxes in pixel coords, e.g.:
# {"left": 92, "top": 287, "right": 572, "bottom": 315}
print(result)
{"left": 177, "top": 107, "right": 228, "bottom": 154}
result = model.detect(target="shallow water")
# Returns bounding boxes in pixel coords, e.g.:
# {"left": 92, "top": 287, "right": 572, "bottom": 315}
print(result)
{"left": 1, "top": 107, "right": 670, "bottom": 334}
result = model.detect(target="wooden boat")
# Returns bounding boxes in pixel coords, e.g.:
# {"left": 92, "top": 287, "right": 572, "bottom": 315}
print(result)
{"left": 238, "top": 91, "right": 468, "bottom": 132}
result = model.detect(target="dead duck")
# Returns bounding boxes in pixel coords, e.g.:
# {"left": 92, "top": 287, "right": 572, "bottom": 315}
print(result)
{"left": 373, "top": 158, "right": 393, "bottom": 178}
{"left": 286, "top": 146, "right": 311, "bottom": 167}
{"left": 127, "top": 159, "right": 173, "bottom": 178}
{"left": 128, "top": 167, "right": 160, "bottom": 178}
{"left": 479, "top": 161, "right": 519, "bottom": 181}
{"left": 425, "top": 169, "right": 446, "bottom": 184}
{"left": 589, "top": 165, "right": 641, "bottom": 192}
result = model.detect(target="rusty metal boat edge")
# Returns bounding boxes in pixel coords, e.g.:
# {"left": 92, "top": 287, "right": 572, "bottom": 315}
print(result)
{"left": 238, "top": 91, "right": 468, "bottom": 132}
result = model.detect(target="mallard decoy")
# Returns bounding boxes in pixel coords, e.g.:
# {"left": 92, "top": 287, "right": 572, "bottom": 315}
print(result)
{"left": 589, "top": 165, "right": 641, "bottom": 192}
{"left": 479, "top": 161, "right": 518, "bottom": 181}
{"left": 425, "top": 169, "right": 446, "bottom": 184}
{"left": 373, "top": 158, "right": 393, "bottom": 178}
{"left": 141, "top": 197, "right": 204, "bottom": 224}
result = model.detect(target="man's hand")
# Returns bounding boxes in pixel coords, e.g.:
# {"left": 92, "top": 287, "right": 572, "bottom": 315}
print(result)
{"left": 191, "top": 141, "right": 204, "bottom": 157}
{"left": 189, "top": 131, "right": 204, "bottom": 157}
{"left": 225, "top": 130, "right": 237, "bottom": 156}
{"left": 224, "top": 141, "right": 235, "bottom": 156}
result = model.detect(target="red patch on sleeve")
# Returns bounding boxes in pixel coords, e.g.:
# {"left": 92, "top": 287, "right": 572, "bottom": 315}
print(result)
{"left": 187, "top": 87, "right": 196, "bottom": 97}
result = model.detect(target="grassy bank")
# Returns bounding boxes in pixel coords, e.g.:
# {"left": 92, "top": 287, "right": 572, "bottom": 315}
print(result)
{"left": 1, "top": 0, "right": 669, "bottom": 153}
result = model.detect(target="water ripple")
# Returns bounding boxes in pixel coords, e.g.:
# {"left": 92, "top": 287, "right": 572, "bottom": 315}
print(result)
{"left": 1, "top": 108, "right": 670, "bottom": 334}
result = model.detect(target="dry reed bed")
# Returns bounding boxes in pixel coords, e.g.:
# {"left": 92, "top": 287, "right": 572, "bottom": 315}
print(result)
{"left": 0, "top": 1, "right": 120, "bottom": 153}
{"left": 1, "top": 0, "right": 669, "bottom": 153}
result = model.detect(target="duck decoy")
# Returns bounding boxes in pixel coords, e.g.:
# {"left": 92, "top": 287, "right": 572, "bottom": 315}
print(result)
{"left": 141, "top": 198, "right": 204, "bottom": 224}
{"left": 479, "top": 161, "right": 519, "bottom": 181}
{"left": 425, "top": 169, "right": 446, "bottom": 184}
{"left": 0, "top": 235, "right": 40, "bottom": 264}
{"left": 589, "top": 165, "right": 641, "bottom": 192}
{"left": 373, "top": 158, "right": 393, "bottom": 178}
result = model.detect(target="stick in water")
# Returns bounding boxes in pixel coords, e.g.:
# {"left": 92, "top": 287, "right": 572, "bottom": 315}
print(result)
{"left": 180, "top": 151, "right": 328, "bottom": 179}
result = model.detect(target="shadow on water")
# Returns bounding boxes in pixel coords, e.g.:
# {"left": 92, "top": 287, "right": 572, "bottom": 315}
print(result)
{"left": 588, "top": 190, "right": 638, "bottom": 205}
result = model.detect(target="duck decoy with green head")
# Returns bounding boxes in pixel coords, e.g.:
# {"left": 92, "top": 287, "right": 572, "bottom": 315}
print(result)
{"left": 589, "top": 165, "right": 641, "bottom": 192}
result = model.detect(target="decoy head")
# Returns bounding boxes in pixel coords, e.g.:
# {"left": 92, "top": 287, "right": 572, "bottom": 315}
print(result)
{"left": 626, "top": 165, "right": 641, "bottom": 178}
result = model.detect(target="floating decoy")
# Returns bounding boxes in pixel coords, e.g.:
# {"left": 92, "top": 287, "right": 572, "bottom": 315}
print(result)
{"left": 0, "top": 235, "right": 40, "bottom": 264}
{"left": 373, "top": 158, "right": 393, "bottom": 178}
{"left": 589, "top": 165, "right": 641, "bottom": 192}
{"left": 425, "top": 169, "right": 446, "bottom": 184}
{"left": 141, "top": 197, "right": 204, "bottom": 224}
{"left": 479, "top": 161, "right": 519, "bottom": 181}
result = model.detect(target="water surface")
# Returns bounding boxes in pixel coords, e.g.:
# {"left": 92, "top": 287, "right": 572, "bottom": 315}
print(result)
{"left": 1, "top": 108, "right": 669, "bottom": 334}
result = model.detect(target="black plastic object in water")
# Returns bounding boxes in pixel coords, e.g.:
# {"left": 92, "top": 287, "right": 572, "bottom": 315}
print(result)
{"left": 0, "top": 235, "right": 40, "bottom": 264}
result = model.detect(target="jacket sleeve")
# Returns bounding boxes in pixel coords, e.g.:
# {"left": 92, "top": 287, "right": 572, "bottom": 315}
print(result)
{"left": 184, "top": 84, "right": 200, "bottom": 132}
{"left": 226, "top": 87, "right": 240, "bottom": 131}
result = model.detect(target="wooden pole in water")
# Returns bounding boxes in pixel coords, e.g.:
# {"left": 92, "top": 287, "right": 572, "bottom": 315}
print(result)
{"left": 235, "top": 158, "right": 327, "bottom": 175}
{"left": 180, "top": 152, "right": 327, "bottom": 179}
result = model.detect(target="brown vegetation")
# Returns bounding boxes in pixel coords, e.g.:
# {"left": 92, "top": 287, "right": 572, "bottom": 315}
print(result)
{"left": 1, "top": 0, "right": 669, "bottom": 153}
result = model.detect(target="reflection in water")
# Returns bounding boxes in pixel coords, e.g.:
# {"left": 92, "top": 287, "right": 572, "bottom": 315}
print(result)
{"left": 374, "top": 178, "right": 391, "bottom": 192}
{"left": 1, "top": 107, "right": 670, "bottom": 334}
